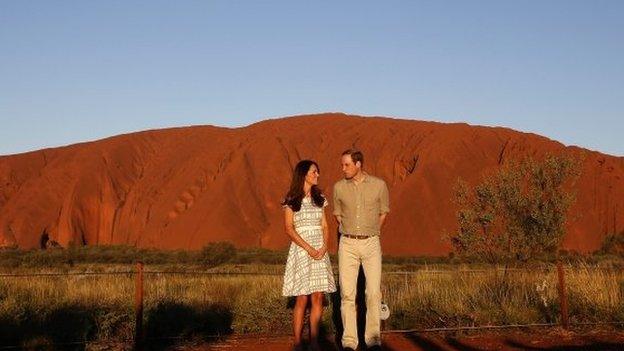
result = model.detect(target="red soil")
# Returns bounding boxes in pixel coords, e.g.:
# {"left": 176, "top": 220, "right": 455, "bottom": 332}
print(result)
{"left": 179, "top": 329, "right": 624, "bottom": 350}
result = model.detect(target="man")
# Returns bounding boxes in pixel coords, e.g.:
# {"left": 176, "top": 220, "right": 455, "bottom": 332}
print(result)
{"left": 333, "top": 149, "right": 390, "bottom": 351}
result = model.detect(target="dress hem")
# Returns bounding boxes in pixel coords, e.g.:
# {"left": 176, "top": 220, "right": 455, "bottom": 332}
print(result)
{"left": 282, "top": 288, "right": 337, "bottom": 297}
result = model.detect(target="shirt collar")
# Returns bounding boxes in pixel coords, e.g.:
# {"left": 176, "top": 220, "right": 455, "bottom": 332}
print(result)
{"left": 346, "top": 172, "right": 370, "bottom": 183}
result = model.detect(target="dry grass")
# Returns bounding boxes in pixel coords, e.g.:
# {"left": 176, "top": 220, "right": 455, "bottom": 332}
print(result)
{"left": 0, "top": 263, "right": 622, "bottom": 348}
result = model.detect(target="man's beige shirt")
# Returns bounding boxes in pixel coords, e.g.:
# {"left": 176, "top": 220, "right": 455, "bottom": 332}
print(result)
{"left": 333, "top": 173, "right": 390, "bottom": 236}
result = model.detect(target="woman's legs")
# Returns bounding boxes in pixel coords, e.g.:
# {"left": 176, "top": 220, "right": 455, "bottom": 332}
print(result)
{"left": 309, "top": 292, "right": 324, "bottom": 343}
{"left": 293, "top": 295, "right": 309, "bottom": 346}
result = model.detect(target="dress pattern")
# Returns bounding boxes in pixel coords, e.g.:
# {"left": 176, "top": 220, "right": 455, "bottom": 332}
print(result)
{"left": 282, "top": 196, "right": 337, "bottom": 296}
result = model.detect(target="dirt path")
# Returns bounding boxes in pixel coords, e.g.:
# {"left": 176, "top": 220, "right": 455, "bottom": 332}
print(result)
{"left": 178, "top": 329, "right": 624, "bottom": 351}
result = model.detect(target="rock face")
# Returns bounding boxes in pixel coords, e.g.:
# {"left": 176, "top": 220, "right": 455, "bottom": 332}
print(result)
{"left": 1, "top": 114, "right": 622, "bottom": 255}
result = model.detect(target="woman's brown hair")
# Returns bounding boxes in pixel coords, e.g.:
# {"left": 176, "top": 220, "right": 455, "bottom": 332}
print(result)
{"left": 282, "top": 160, "right": 324, "bottom": 211}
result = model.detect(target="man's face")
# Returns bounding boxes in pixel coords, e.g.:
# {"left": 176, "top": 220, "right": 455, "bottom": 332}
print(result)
{"left": 341, "top": 154, "right": 360, "bottom": 179}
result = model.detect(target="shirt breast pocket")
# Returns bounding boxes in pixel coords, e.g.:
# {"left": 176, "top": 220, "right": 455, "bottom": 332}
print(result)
{"left": 364, "top": 192, "right": 378, "bottom": 209}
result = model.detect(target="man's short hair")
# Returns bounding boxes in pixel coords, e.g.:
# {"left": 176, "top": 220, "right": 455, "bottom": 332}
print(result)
{"left": 342, "top": 149, "right": 364, "bottom": 167}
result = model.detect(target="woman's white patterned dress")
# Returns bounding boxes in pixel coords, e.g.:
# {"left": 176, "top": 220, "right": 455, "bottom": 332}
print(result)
{"left": 282, "top": 196, "right": 337, "bottom": 296}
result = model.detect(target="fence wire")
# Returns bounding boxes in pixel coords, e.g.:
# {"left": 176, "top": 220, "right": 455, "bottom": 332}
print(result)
{"left": 0, "top": 265, "right": 620, "bottom": 278}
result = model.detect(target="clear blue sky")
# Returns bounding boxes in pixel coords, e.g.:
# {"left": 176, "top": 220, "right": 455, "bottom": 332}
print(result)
{"left": 1, "top": 1, "right": 623, "bottom": 156}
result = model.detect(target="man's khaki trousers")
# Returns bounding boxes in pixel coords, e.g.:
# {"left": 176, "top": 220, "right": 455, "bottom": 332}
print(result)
{"left": 338, "top": 235, "right": 382, "bottom": 349}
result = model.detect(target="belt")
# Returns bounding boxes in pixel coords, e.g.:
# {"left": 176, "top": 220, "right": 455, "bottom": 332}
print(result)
{"left": 341, "top": 233, "right": 375, "bottom": 240}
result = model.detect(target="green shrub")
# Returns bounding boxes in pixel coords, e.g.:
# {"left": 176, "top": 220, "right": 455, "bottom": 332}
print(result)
{"left": 598, "top": 231, "right": 624, "bottom": 256}
{"left": 199, "top": 242, "right": 236, "bottom": 267}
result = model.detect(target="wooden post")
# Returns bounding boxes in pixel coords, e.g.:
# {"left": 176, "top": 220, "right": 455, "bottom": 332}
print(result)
{"left": 556, "top": 260, "right": 569, "bottom": 329}
{"left": 135, "top": 261, "right": 144, "bottom": 350}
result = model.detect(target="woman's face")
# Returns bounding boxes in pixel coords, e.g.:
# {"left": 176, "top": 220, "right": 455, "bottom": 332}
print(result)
{"left": 305, "top": 164, "right": 320, "bottom": 186}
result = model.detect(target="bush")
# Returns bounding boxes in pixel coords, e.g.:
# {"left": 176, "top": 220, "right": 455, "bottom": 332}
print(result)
{"left": 199, "top": 242, "right": 236, "bottom": 267}
{"left": 235, "top": 247, "right": 287, "bottom": 264}
{"left": 597, "top": 231, "right": 624, "bottom": 256}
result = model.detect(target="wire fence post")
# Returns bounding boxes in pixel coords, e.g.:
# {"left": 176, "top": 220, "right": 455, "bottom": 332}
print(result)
{"left": 134, "top": 261, "right": 144, "bottom": 350}
{"left": 556, "top": 260, "right": 569, "bottom": 329}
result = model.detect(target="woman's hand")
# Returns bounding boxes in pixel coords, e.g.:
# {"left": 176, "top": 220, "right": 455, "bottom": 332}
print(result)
{"left": 313, "top": 245, "right": 327, "bottom": 260}
{"left": 306, "top": 246, "right": 320, "bottom": 258}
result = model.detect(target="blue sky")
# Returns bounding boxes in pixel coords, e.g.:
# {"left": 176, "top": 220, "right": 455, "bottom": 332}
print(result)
{"left": 1, "top": 1, "right": 623, "bottom": 156}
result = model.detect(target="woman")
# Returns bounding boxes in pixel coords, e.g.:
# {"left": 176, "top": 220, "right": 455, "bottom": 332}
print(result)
{"left": 282, "top": 160, "right": 336, "bottom": 351}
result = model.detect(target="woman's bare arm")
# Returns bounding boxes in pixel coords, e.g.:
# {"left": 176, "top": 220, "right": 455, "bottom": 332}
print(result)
{"left": 314, "top": 207, "right": 330, "bottom": 260}
{"left": 284, "top": 206, "right": 319, "bottom": 257}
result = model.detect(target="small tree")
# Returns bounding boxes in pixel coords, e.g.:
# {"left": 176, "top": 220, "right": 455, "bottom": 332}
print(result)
{"left": 451, "top": 155, "right": 581, "bottom": 262}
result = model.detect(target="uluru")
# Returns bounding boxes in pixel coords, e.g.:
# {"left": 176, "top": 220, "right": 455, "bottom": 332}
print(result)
{"left": 0, "top": 113, "right": 622, "bottom": 256}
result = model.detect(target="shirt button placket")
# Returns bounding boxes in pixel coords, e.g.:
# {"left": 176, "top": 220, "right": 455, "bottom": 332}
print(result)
{"left": 356, "top": 189, "right": 362, "bottom": 233}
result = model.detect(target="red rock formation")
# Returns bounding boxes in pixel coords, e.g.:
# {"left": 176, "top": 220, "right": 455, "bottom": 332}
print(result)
{"left": 1, "top": 114, "right": 622, "bottom": 255}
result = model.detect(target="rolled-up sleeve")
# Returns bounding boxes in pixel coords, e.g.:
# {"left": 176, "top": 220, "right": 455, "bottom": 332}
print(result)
{"left": 380, "top": 181, "right": 390, "bottom": 214}
{"left": 332, "top": 186, "right": 342, "bottom": 217}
